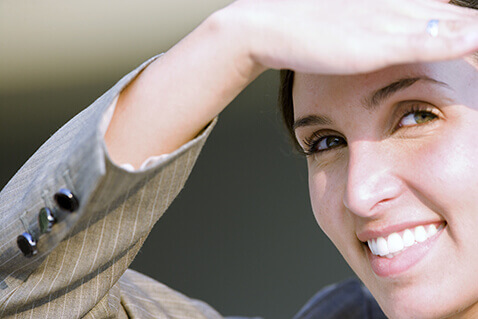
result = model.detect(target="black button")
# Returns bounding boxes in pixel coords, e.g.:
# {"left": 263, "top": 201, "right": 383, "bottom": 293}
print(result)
{"left": 39, "top": 207, "right": 56, "bottom": 233}
{"left": 17, "top": 232, "right": 37, "bottom": 257}
{"left": 54, "top": 188, "right": 79, "bottom": 212}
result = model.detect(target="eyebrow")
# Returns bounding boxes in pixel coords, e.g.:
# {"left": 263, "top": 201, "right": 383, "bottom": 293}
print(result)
{"left": 292, "top": 114, "right": 333, "bottom": 130}
{"left": 293, "top": 76, "right": 452, "bottom": 131}
{"left": 364, "top": 76, "right": 451, "bottom": 110}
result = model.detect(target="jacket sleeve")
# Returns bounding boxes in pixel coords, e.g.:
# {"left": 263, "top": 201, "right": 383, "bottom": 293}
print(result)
{"left": 0, "top": 54, "right": 217, "bottom": 318}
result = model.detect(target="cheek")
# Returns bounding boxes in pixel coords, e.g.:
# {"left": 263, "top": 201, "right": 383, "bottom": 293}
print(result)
{"left": 410, "top": 125, "right": 478, "bottom": 214}
{"left": 308, "top": 164, "right": 364, "bottom": 271}
{"left": 410, "top": 122, "right": 478, "bottom": 241}
{"left": 308, "top": 162, "right": 350, "bottom": 244}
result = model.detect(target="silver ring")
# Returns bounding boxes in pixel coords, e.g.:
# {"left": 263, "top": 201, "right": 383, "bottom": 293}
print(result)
{"left": 426, "top": 19, "right": 439, "bottom": 37}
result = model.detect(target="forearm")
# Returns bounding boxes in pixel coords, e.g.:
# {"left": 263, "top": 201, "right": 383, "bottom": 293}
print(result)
{"left": 104, "top": 0, "right": 478, "bottom": 169}
{"left": 104, "top": 10, "right": 266, "bottom": 169}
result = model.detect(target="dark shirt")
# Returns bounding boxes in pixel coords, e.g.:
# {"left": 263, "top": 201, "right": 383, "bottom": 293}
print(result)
{"left": 293, "top": 279, "right": 387, "bottom": 319}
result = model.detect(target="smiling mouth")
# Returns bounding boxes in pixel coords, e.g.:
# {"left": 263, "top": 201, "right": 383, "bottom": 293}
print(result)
{"left": 365, "top": 222, "right": 446, "bottom": 259}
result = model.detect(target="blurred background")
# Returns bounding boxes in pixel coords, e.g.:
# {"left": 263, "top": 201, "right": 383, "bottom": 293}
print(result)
{"left": 0, "top": 1, "right": 355, "bottom": 318}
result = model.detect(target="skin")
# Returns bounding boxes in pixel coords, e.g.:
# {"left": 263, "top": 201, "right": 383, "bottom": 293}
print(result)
{"left": 293, "top": 58, "right": 478, "bottom": 318}
{"left": 105, "top": 0, "right": 478, "bottom": 168}
{"left": 103, "top": 0, "right": 478, "bottom": 317}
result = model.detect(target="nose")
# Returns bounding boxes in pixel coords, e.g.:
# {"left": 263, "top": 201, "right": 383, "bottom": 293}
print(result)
{"left": 343, "top": 141, "right": 403, "bottom": 218}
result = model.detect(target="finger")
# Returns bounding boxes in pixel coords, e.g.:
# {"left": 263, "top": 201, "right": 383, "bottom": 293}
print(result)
{"left": 421, "top": 0, "right": 478, "bottom": 19}
{"left": 391, "top": 18, "right": 478, "bottom": 64}
{"left": 393, "top": 0, "right": 477, "bottom": 26}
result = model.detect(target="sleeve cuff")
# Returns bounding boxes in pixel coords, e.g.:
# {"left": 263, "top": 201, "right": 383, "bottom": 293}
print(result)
{"left": 100, "top": 94, "right": 217, "bottom": 173}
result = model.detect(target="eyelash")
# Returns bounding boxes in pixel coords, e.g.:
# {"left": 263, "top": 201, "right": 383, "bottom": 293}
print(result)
{"left": 303, "top": 131, "right": 344, "bottom": 156}
{"left": 302, "top": 103, "right": 439, "bottom": 156}
{"left": 398, "top": 104, "right": 438, "bottom": 128}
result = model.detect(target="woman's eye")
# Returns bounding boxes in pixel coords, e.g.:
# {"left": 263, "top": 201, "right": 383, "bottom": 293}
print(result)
{"left": 399, "top": 111, "right": 437, "bottom": 127}
{"left": 308, "top": 136, "right": 346, "bottom": 153}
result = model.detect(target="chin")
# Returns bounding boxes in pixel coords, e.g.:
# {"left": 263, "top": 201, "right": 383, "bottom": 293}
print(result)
{"left": 370, "top": 281, "right": 474, "bottom": 319}
{"left": 380, "top": 303, "right": 467, "bottom": 319}
{"left": 380, "top": 300, "right": 446, "bottom": 319}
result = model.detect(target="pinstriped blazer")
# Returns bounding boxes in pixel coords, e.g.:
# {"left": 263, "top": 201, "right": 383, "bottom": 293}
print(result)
{"left": 0, "top": 53, "right": 386, "bottom": 318}
{"left": 0, "top": 55, "right": 266, "bottom": 318}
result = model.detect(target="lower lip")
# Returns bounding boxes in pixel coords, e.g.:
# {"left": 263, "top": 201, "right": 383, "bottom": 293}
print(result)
{"left": 367, "top": 225, "right": 445, "bottom": 277}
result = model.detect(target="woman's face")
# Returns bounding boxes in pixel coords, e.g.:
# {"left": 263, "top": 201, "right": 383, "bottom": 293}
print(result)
{"left": 293, "top": 58, "right": 478, "bottom": 319}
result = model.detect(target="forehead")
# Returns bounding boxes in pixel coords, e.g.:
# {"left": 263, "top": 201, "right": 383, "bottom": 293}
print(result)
{"left": 292, "top": 59, "right": 477, "bottom": 119}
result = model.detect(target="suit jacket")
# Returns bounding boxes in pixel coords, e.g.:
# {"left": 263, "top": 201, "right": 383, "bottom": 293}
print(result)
{"left": 0, "top": 54, "right": 385, "bottom": 319}
{"left": 0, "top": 55, "right": 237, "bottom": 318}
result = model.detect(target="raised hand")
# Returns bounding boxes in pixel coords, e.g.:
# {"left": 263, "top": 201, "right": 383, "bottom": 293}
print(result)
{"left": 222, "top": 0, "right": 478, "bottom": 74}
{"left": 106, "top": 0, "right": 477, "bottom": 168}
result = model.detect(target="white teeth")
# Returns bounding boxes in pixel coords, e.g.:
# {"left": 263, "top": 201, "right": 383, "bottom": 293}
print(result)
{"left": 427, "top": 224, "right": 437, "bottom": 236}
{"left": 415, "top": 226, "right": 427, "bottom": 243}
{"left": 371, "top": 239, "right": 378, "bottom": 255}
{"left": 366, "top": 223, "right": 444, "bottom": 258}
{"left": 403, "top": 229, "right": 415, "bottom": 247}
{"left": 367, "top": 239, "right": 378, "bottom": 255}
{"left": 367, "top": 240, "right": 373, "bottom": 253}
{"left": 387, "top": 233, "right": 404, "bottom": 253}
{"left": 376, "top": 237, "right": 388, "bottom": 256}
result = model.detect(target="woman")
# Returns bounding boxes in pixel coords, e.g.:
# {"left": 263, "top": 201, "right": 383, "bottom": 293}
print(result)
{"left": 278, "top": 1, "right": 478, "bottom": 318}
{"left": 2, "top": 0, "right": 477, "bottom": 318}
{"left": 282, "top": 42, "right": 478, "bottom": 318}
{"left": 106, "top": 0, "right": 478, "bottom": 317}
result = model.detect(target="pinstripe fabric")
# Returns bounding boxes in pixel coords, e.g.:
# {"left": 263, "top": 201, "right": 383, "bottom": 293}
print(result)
{"left": 0, "top": 53, "right": 387, "bottom": 319}
{"left": 0, "top": 55, "right": 243, "bottom": 318}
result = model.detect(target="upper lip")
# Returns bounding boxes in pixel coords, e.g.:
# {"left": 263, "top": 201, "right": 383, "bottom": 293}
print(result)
{"left": 356, "top": 220, "right": 445, "bottom": 242}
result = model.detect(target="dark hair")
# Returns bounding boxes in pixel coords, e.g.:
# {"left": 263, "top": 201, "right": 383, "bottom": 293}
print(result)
{"left": 279, "top": 0, "right": 478, "bottom": 150}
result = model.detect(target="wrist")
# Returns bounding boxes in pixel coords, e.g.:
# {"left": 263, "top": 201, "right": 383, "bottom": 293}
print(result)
{"left": 206, "top": 6, "right": 268, "bottom": 81}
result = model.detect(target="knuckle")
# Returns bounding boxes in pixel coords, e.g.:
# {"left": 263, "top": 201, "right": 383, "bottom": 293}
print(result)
{"left": 443, "top": 19, "right": 466, "bottom": 33}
